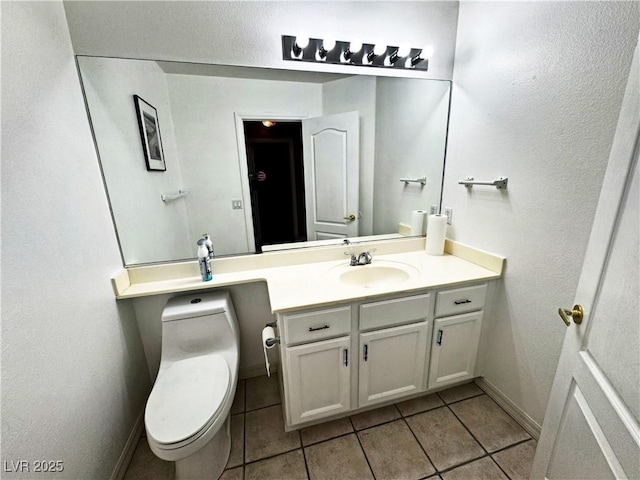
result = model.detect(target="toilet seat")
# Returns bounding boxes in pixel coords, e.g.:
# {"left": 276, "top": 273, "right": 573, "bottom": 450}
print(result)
{"left": 145, "top": 354, "right": 230, "bottom": 448}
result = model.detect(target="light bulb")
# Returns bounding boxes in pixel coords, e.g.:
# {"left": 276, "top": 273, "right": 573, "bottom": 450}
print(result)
{"left": 373, "top": 43, "right": 387, "bottom": 56}
{"left": 420, "top": 45, "right": 434, "bottom": 59}
{"left": 323, "top": 38, "right": 336, "bottom": 52}
{"left": 397, "top": 44, "right": 411, "bottom": 57}
{"left": 295, "top": 33, "right": 309, "bottom": 49}
{"left": 349, "top": 40, "right": 363, "bottom": 53}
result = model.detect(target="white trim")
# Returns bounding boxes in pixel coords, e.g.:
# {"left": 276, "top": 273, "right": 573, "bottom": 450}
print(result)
{"left": 475, "top": 377, "right": 542, "bottom": 439}
{"left": 110, "top": 409, "right": 145, "bottom": 480}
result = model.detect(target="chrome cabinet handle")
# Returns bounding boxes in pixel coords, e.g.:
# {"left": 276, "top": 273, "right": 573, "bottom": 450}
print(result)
{"left": 308, "top": 325, "right": 330, "bottom": 332}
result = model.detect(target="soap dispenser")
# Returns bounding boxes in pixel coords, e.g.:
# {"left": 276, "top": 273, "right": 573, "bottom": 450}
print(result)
{"left": 197, "top": 238, "right": 212, "bottom": 282}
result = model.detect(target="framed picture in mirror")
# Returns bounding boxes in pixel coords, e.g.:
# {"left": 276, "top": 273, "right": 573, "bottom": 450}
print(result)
{"left": 133, "top": 95, "right": 166, "bottom": 171}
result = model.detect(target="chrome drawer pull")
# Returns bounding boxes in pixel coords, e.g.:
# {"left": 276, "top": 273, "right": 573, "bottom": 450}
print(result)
{"left": 308, "top": 324, "right": 330, "bottom": 332}
{"left": 454, "top": 299, "right": 472, "bottom": 305}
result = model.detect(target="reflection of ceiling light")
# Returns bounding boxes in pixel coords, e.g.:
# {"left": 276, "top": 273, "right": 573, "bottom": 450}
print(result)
{"left": 261, "top": 120, "right": 276, "bottom": 127}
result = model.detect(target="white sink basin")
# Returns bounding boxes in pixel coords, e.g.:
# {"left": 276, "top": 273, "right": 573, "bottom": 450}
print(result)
{"left": 330, "top": 260, "right": 419, "bottom": 288}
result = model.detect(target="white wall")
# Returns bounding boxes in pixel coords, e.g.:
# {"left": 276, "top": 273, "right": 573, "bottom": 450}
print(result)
{"left": 1, "top": 2, "right": 151, "bottom": 479}
{"left": 166, "top": 74, "right": 322, "bottom": 255}
{"left": 444, "top": 1, "right": 639, "bottom": 425}
{"left": 78, "top": 56, "right": 192, "bottom": 264}
{"left": 322, "top": 76, "right": 377, "bottom": 235}
{"left": 63, "top": 1, "right": 459, "bottom": 81}
{"left": 373, "top": 77, "right": 450, "bottom": 233}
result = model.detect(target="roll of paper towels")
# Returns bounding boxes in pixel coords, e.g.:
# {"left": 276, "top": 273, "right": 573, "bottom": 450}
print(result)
{"left": 262, "top": 326, "right": 276, "bottom": 377}
{"left": 409, "top": 210, "right": 427, "bottom": 236}
{"left": 425, "top": 214, "right": 447, "bottom": 255}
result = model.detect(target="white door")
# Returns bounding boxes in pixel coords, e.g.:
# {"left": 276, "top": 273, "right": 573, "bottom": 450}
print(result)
{"left": 359, "top": 321, "right": 429, "bottom": 407}
{"left": 302, "top": 111, "right": 359, "bottom": 241}
{"left": 285, "top": 336, "right": 351, "bottom": 425}
{"left": 531, "top": 45, "right": 639, "bottom": 479}
{"left": 428, "top": 312, "right": 483, "bottom": 390}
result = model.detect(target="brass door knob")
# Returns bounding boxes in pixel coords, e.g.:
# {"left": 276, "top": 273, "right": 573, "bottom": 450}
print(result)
{"left": 343, "top": 214, "right": 356, "bottom": 222}
{"left": 558, "top": 304, "right": 583, "bottom": 326}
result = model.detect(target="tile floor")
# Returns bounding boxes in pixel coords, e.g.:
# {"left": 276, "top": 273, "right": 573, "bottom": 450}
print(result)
{"left": 124, "top": 377, "right": 537, "bottom": 480}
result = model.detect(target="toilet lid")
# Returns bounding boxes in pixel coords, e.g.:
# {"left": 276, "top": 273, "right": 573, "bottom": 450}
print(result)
{"left": 145, "top": 354, "right": 230, "bottom": 445}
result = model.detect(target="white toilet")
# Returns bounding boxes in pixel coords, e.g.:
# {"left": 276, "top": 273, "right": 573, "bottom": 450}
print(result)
{"left": 145, "top": 291, "right": 240, "bottom": 480}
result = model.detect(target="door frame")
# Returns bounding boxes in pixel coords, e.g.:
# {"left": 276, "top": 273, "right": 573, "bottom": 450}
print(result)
{"left": 234, "top": 112, "right": 310, "bottom": 253}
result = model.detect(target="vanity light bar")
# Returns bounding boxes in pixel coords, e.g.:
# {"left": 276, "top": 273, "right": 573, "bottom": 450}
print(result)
{"left": 281, "top": 35, "right": 431, "bottom": 71}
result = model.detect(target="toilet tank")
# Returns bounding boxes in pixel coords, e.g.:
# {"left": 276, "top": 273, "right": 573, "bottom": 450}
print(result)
{"left": 159, "top": 291, "right": 240, "bottom": 369}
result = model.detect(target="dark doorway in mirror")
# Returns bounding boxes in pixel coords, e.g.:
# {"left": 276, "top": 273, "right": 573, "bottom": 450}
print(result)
{"left": 243, "top": 121, "right": 307, "bottom": 252}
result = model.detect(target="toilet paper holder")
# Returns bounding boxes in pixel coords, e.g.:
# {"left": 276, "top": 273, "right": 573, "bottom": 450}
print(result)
{"left": 264, "top": 322, "right": 280, "bottom": 347}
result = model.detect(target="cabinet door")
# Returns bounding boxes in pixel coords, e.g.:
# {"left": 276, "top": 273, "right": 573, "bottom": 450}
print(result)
{"left": 285, "top": 336, "right": 351, "bottom": 426}
{"left": 428, "top": 312, "right": 483, "bottom": 389}
{"left": 359, "top": 321, "right": 429, "bottom": 407}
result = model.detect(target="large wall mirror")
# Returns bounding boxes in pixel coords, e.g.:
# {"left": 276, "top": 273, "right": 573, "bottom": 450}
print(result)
{"left": 77, "top": 56, "right": 451, "bottom": 266}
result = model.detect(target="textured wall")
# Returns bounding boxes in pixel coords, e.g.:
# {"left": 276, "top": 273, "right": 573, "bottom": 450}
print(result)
{"left": 78, "top": 56, "right": 193, "bottom": 264}
{"left": 63, "top": 1, "right": 459, "bottom": 81}
{"left": 1, "top": 2, "right": 151, "bottom": 479}
{"left": 443, "top": 1, "right": 639, "bottom": 425}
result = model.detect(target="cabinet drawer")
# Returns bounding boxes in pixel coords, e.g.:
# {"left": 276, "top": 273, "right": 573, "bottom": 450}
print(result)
{"left": 360, "top": 294, "right": 431, "bottom": 331}
{"left": 436, "top": 284, "right": 487, "bottom": 317}
{"left": 282, "top": 306, "right": 351, "bottom": 345}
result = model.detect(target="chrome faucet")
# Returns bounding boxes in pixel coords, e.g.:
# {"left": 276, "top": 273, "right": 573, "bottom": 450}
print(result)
{"left": 357, "top": 251, "right": 373, "bottom": 265}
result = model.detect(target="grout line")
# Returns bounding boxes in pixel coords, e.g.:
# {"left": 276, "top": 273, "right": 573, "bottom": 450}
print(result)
{"left": 402, "top": 414, "right": 438, "bottom": 478}
{"left": 300, "top": 439, "right": 311, "bottom": 480}
{"left": 489, "top": 454, "right": 513, "bottom": 480}
{"left": 446, "top": 403, "right": 491, "bottom": 456}
{"left": 440, "top": 391, "right": 486, "bottom": 407}
{"left": 435, "top": 452, "right": 489, "bottom": 476}
{"left": 243, "top": 446, "right": 302, "bottom": 467}
{"left": 349, "top": 416, "right": 378, "bottom": 480}
{"left": 244, "top": 401, "right": 282, "bottom": 414}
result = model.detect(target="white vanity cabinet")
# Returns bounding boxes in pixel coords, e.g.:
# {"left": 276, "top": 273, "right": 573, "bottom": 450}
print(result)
{"left": 279, "top": 306, "right": 352, "bottom": 426}
{"left": 428, "top": 284, "right": 487, "bottom": 389}
{"left": 358, "top": 294, "right": 431, "bottom": 407}
{"left": 278, "top": 283, "right": 489, "bottom": 429}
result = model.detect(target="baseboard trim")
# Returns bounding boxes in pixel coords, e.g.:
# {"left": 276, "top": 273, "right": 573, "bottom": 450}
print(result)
{"left": 474, "top": 377, "right": 542, "bottom": 440}
{"left": 110, "top": 409, "right": 145, "bottom": 480}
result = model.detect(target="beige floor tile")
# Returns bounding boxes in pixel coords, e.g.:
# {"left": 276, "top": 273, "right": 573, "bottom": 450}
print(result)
{"left": 437, "top": 382, "right": 484, "bottom": 404}
{"left": 450, "top": 395, "right": 530, "bottom": 452}
{"left": 396, "top": 393, "right": 444, "bottom": 417}
{"left": 124, "top": 438, "right": 174, "bottom": 480}
{"left": 231, "top": 379, "right": 245, "bottom": 414}
{"left": 350, "top": 405, "right": 400, "bottom": 430}
{"left": 246, "top": 375, "right": 281, "bottom": 411}
{"left": 441, "top": 457, "right": 508, "bottom": 480}
{"left": 304, "top": 434, "right": 373, "bottom": 480}
{"left": 220, "top": 466, "right": 243, "bottom": 480}
{"left": 227, "top": 414, "right": 244, "bottom": 468}
{"left": 406, "top": 407, "right": 485, "bottom": 471}
{"left": 492, "top": 439, "right": 538, "bottom": 480}
{"left": 245, "top": 405, "right": 300, "bottom": 462}
{"left": 245, "top": 450, "right": 308, "bottom": 480}
{"left": 358, "top": 420, "right": 435, "bottom": 480}
{"left": 300, "top": 417, "right": 353, "bottom": 446}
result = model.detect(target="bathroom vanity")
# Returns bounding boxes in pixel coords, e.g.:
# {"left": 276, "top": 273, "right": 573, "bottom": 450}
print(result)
{"left": 112, "top": 237, "right": 504, "bottom": 431}
{"left": 277, "top": 282, "right": 487, "bottom": 429}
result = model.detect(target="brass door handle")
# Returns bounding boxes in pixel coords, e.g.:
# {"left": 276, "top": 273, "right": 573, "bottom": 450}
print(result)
{"left": 558, "top": 304, "right": 583, "bottom": 326}
{"left": 343, "top": 214, "right": 356, "bottom": 222}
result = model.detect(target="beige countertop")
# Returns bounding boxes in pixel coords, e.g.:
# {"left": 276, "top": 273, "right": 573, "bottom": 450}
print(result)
{"left": 112, "top": 238, "right": 504, "bottom": 313}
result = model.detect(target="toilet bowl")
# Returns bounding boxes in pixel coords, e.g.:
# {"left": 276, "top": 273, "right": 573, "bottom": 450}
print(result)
{"left": 145, "top": 291, "right": 240, "bottom": 480}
